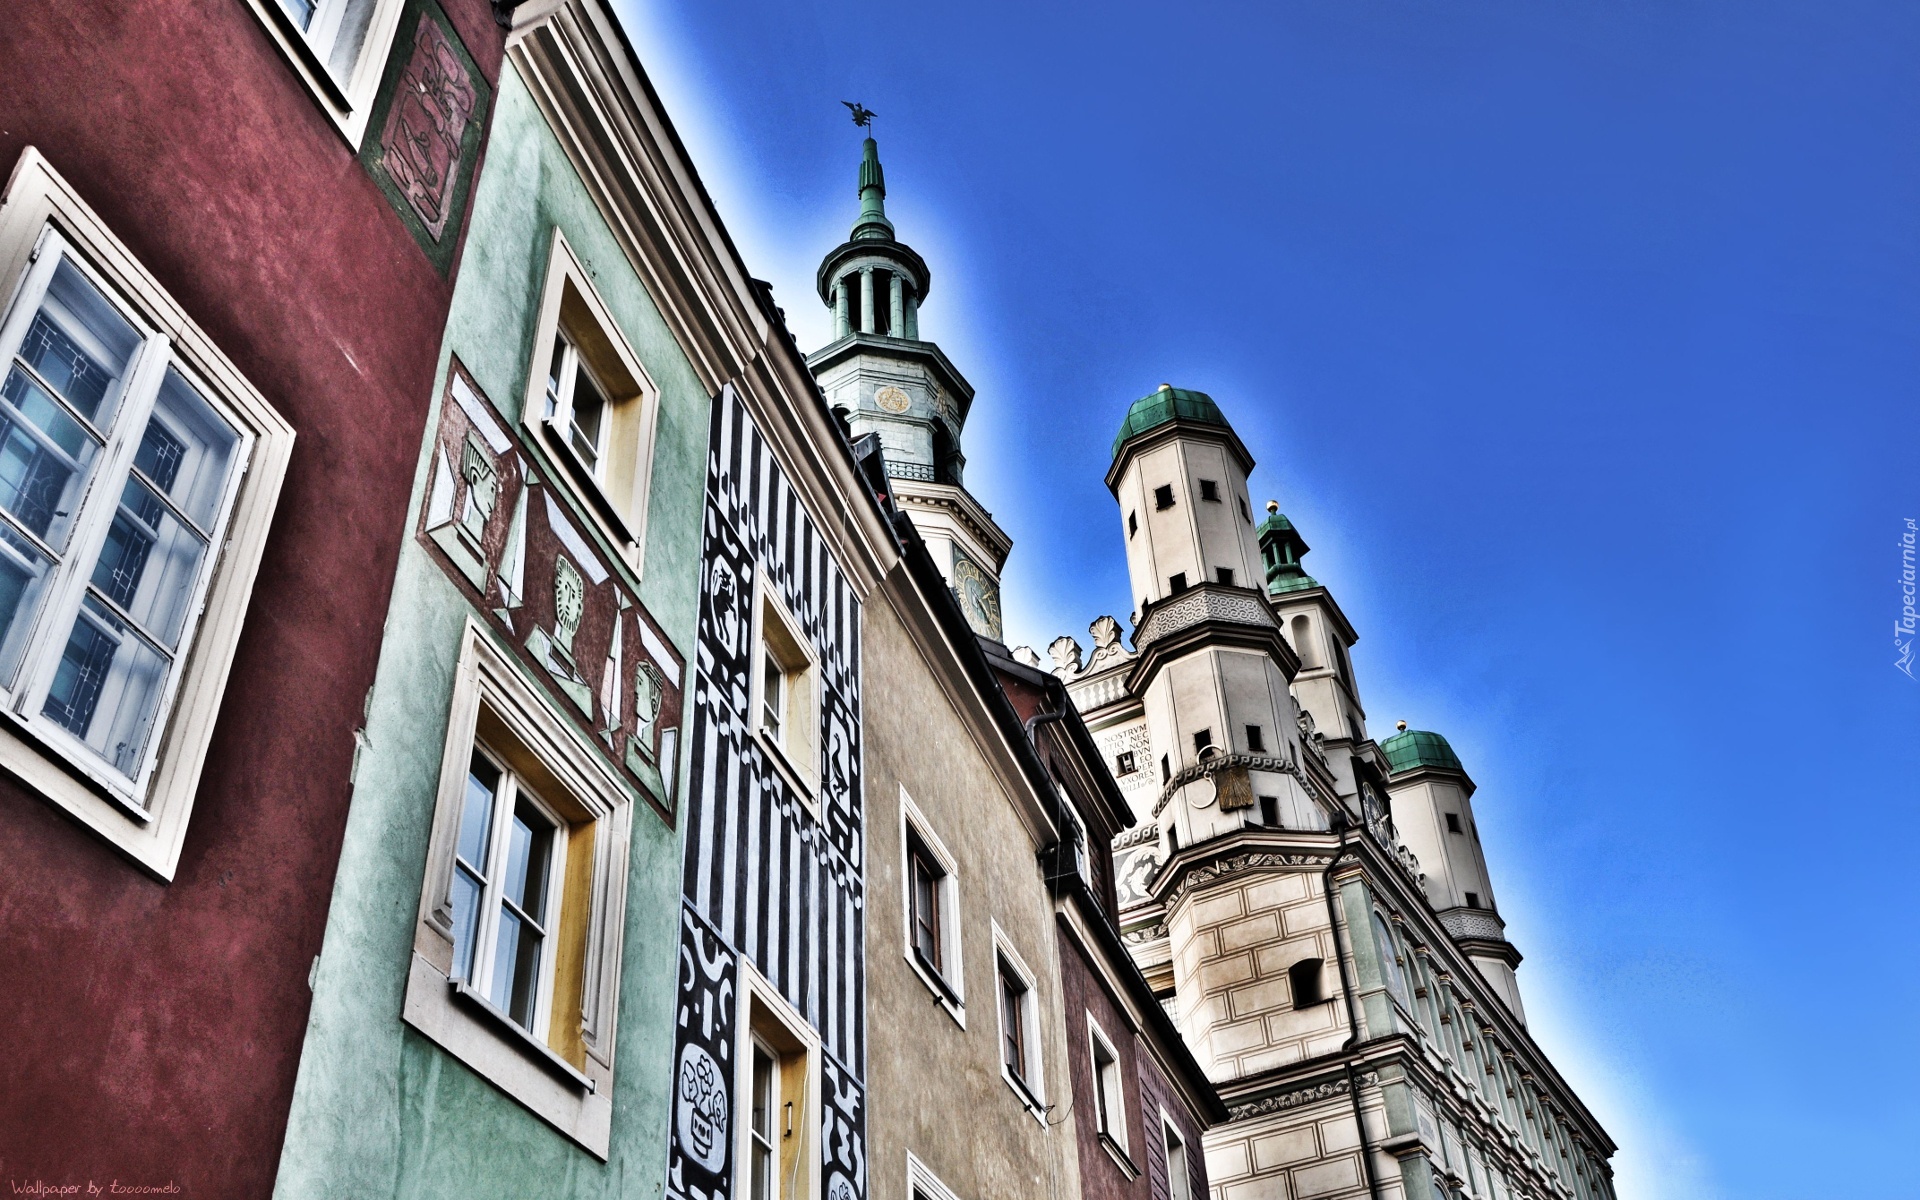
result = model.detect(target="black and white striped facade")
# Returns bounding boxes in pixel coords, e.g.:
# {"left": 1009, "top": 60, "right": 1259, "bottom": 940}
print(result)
{"left": 667, "top": 384, "right": 866, "bottom": 1200}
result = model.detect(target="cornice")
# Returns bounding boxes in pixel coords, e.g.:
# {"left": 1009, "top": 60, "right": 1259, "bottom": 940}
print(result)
{"left": 891, "top": 481, "right": 1013, "bottom": 567}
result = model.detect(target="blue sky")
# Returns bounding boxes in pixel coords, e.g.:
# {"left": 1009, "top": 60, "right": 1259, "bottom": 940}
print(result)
{"left": 616, "top": 2, "right": 1920, "bottom": 1195}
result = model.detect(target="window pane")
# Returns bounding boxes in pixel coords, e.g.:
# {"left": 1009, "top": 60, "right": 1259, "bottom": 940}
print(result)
{"left": 277, "top": 0, "right": 317, "bottom": 30}
{"left": 0, "top": 524, "right": 53, "bottom": 686}
{"left": 449, "top": 864, "right": 484, "bottom": 983}
{"left": 502, "top": 804, "right": 553, "bottom": 926}
{"left": 458, "top": 754, "right": 499, "bottom": 869}
{"left": 568, "top": 365, "right": 606, "bottom": 474}
{"left": 488, "top": 907, "right": 534, "bottom": 1022}
{"left": 21, "top": 260, "right": 139, "bottom": 428}
{"left": 544, "top": 336, "right": 568, "bottom": 421}
{"left": 0, "top": 369, "right": 102, "bottom": 550}
{"left": 141, "top": 368, "right": 239, "bottom": 531}
{"left": 41, "top": 594, "right": 169, "bottom": 779}
{"left": 89, "top": 474, "right": 207, "bottom": 649}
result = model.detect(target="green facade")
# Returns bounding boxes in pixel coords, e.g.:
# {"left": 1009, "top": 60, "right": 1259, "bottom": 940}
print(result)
{"left": 272, "top": 64, "right": 708, "bottom": 1198}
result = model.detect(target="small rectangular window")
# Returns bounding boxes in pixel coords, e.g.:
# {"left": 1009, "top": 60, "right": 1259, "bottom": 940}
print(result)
{"left": 748, "top": 1038, "right": 777, "bottom": 1200}
{"left": 1153, "top": 484, "right": 1174, "bottom": 511}
{"left": 1245, "top": 724, "right": 1264, "bottom": 753}
{"left": 1215, "top": 567, "right": 1235, "bottom": 586}
{"left": 757, "top": 587, "right": 819, "bottom": 796}
{"left": 1163, "top": 1120, "right": 1194, "bottom": 1200}
{"left": 1114, "top": 751, "right": 1136, "bottom": 776}
{"left": 908, "top": 838, "right": 945, "bottom": 974}
{"left": 1089, "top": 1021, "right": 1127, "bottom": 1151}
{"left": 999, "top": 960, "right": 1029, "bottom": 1084}
{"left": 1192, "top": 729, "right": 1213, "bottom": 755}
{"left": 1167, "top": 573, "right": 1188, "bottom": 594}
{"left": 1259, "top": 794, "right": 1279, "bottom": 827}
{"left": 1159, "top": 754, "right": 1170, "bottom": 784}
{"left": 1128, "top": 511, "right": 1138, "bottom": 538}
{"left": 1446, "top": 813, "right": 1463, "bottom": 834}
{"left": 1464, "top": 892, "right": 1481, "bottom": 909}
{"left": 1238, "top": 495, "right": 1251, "bottom": 523}
{"left": 1198, "top": 479, "right": 1220, "bottom": 502}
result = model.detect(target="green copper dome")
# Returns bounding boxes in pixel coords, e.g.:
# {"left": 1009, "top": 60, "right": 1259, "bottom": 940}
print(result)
{"left": 1380, "top": 729, "right": 1465, "bottom": 775}
{"left": 1111, "top": 385, "right": 1231, "bottom": 459}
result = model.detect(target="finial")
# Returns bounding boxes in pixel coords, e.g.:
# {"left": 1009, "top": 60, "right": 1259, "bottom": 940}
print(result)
{"left": 850, "top": 125, "right": 893, "bottom": 242}
{"left": 842, "top": 101, "right": 877, "bottom": 129}
{"left": 1265, "top": 499, "right": 1279, "bottom": 513}
{"left": 1396, "top": 720, "right": 1408, "bottom": 731}
{"left": 1158, "top": 382, "right": 1172, "bottom": 392}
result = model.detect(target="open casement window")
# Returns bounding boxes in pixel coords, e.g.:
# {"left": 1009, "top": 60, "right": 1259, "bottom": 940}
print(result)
{"left": 0, "top": 149, "right": 293, "bottom": 879}
{"left": 899, "top": 788, "right": 963, "bottom": 1017}
{"left": 404, "top": 621, "right": 635, "bottom": 1158}
{"left": 754, "top": 582, "right": 819, "bottom": 799}
{"left": 524, "top": 229, "right": 660, "bottom": 569}
{"left": 738, "top": 972, "right": 820, "bottom": 1200}
{"left": 1088, "top": 1017, "right": 1131, "bottom": 1162}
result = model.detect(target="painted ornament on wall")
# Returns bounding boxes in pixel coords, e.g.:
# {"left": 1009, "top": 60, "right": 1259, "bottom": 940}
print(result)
{"left": 419, "top": 359, "right": 684, "bottom": 816}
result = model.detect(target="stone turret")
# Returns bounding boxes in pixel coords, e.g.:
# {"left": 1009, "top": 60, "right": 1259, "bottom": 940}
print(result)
{"left": 807, "top": 136, "right": 1011, "bottom": 638}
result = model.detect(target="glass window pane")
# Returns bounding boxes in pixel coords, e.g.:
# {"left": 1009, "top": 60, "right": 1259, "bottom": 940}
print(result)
{"left": 458, "top": 754, "right": 499, "bottom": 870}
{"left": 502, "top": 803, "right": 553, "bottom": 925}
{"left": 0, "top": 524, "right": 53, "bottom": 687}
{"left": 449, "top": 865, "right": 483, "bottom": 983}
{"left": 544, "top": 336, "right": 568, "bottom": 420}
{"left": 568, "top": 365, "right": 606, "bottom": 473}
{"left": 0, "top": 370, "right": 102, "bottom": 550}
{"left": 41, "top": 594, "right": 169, "bottom": 780}
{"left": 488, "top": 908, "right": 524, "bottom": 1016}
{"left": 143, "top": 368, "right": 239, "bottom": 532}
{"left": 277, "top": 0, "right": 317, "bottom": 30}
{"left": 88, "top": 475, "right": 207, "bottom": 649}
{"left": 20, "top": 260, "right": 140, "bottom": 427}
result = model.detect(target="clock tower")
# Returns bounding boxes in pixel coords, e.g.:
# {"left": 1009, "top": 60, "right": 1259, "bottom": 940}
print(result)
{"left": 808, "top": 135, "right": 1012, "bottom": 638}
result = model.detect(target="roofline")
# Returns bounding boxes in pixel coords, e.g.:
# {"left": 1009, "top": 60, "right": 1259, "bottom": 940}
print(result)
{"left": 1105, "top": 416, "right": 1256, "bottom": 493}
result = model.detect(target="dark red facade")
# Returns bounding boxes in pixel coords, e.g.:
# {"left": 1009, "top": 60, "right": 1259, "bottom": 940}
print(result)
{"left": 0, "top": 0, "right": 501, "bottom": 1191}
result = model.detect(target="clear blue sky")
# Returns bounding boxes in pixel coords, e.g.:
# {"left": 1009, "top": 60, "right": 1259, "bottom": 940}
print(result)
{"left": 617, "top": 2, "right": 1920, "bottom": 1195}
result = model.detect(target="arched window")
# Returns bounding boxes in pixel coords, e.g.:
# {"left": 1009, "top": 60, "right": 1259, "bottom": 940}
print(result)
{"left": 1290, "top": 615, "right": 1320, "bottom": 669}
{"left": 1289, "top": 958, "right": 1325, "bottom": 1008}
{"left": 1373, "top": 913, "right": 1409, "bottom": 1001}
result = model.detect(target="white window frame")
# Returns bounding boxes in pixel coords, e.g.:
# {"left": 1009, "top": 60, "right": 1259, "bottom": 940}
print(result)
{"left": 898, "top": 785, "right": 964, "bottom": 1024}
{"left": 448, "top": 743, "right": 569, "bottom": 1038}
{"left": 1160, "top": 1110, "right": 1194, "bottom": 1200}
{"left": 1087, "top": 1014, "right": 1133, "bottom": 1168}
{"left": 991, "top": 921, "right": 1045, "bottom": 1120}
{"left": 752, "top": 575, "right": 820, "bottom": 802}
{"left": 402, "top": 619, "right": 635, "bottom": 1158}
{"left": 240, "top": 0, "right": 412, "bottom": 146}
{"left": 0, "top": 148, "right": 294, "bottom": 880}
{"left": 736, "top": 966, "right": 821, "bottom": 1200}
{"left": 521, "top": 229, "right": 660, "bottom": 571}
{"left": 905, "top": 1152, "right": 963, "bottom": 1200}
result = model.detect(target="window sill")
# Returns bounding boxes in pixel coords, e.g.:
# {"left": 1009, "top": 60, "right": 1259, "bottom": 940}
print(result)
{"left": 449, "top": 978, "right": 595, "bottom": 1094}
{"left": 1002, "top": 1068, "right": 1046, "bottom": 1120}
{"left": 1099, "top": 1131, "right": 1139, "bottom": 1178}
{"left": 906, "top": 946, "right": 965, "bottom": 1024}
{"left": 753, "top": 726, "right": 821, "bottom": 814}
{"left": 539, "top": 419, "right": 639, "bottom": 551}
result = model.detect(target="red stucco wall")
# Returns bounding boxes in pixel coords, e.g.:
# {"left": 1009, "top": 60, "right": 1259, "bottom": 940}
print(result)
{"left": 1057, "top": 924, "right": 1210, "bottom": 1200}
{"left": 0, "top": 0, "right": 500, "bottom": 1192}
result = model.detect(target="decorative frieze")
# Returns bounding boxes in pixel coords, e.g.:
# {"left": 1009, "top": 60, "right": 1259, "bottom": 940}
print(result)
{"left": 1226, "top": 1070, "right": 1379, "bottom": 1122}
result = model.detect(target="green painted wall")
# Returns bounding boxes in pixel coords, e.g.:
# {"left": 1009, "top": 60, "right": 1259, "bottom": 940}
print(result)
{"left": 272, "top": 64, "right": 707, "bottom": 1199}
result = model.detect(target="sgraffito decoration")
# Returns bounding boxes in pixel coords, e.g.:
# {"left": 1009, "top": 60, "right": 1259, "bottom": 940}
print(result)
{"left": 668, "top": 383, "right": 865, "bottom": 1200}
{"left": 417, "top": 359, "right": 684, "bottom": 817}
{"left": 359, "top": 0, "right": 489, "bottom": 272}
{"left": 669, "top": 905, "right": 737, "bottom": 1200}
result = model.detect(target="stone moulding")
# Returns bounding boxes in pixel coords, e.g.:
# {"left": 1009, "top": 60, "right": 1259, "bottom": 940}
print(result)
{"left": 1157, "top": 848, "right": 1340, "bottom": 911}
{"left": 1226, "top": 1070, "right": 1379, "bottom": 1123}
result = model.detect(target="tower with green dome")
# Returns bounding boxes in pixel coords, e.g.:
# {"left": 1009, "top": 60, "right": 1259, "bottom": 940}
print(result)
{"left": 807, "top": 136, "right": 1010, "bottom": 638}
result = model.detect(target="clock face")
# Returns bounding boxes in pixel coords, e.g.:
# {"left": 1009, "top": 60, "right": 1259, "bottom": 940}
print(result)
{"left": 874, "top": 385, "right": 911, "bottom": 413}
{"left": 951, "top": 553, "right": 1003, "bottom": 640}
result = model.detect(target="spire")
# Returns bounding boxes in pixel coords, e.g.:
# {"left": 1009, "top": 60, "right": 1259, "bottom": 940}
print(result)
{"left": 1258, "top": 500, "right": 1321, "bottom": 594}
{"left": 851, "top": 137, "right": 894, "bottom": 241}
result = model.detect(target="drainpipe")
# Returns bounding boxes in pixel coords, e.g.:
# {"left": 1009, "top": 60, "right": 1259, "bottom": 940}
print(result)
{"left": 1322, "top": 813, "right": 1385, "bottom": 1200}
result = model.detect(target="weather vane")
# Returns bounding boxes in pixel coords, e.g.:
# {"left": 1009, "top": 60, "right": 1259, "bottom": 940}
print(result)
{"left": 842, "top": 101, "right": 876, "bottom": 130}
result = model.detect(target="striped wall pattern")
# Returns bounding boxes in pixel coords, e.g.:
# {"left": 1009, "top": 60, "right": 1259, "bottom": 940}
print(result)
{"left": 668, "top": 384, "right": 866, "bottom": 1200}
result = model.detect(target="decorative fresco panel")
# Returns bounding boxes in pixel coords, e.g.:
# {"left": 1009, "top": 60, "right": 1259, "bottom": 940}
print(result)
{"left": 417, "top": 358, "right": 684, "bottom": 819}
{"left": 668, "top": 382, "right": 866, "bottom": 1196}
{"left": 359, "top": 0, "right": 489, "bottom": 272}
{"left": 668, "top": 903, "right": 737, "bottom": 1200}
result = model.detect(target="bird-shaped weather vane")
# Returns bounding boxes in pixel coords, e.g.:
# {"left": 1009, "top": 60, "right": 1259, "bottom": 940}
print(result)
{"left": 842, "top": 101, "right": 877, "bottom": 130}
